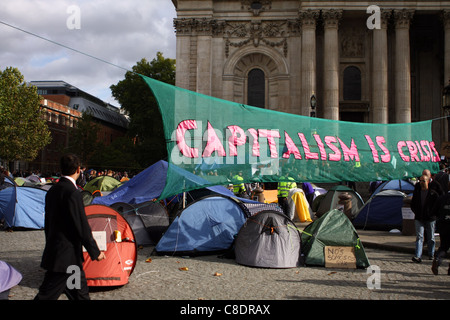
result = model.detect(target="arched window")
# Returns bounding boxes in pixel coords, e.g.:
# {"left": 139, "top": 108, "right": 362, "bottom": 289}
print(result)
{"left": 247, "top": 68, "right": 265, "bottom": 108}
{"left": 343, "top": 66, "right": 361, "bottom": 100}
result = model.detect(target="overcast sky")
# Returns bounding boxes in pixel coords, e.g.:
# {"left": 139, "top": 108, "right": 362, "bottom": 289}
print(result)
{"left": 0, "top": 0, "right": 177, "bottom": 106}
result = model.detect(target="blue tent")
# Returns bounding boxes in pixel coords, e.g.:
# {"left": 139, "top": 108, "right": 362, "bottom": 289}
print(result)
{"left": 0, "top": 186, "right": 46, "bottom": 229}
{"left": 92, "top": 160, "right": 235, "bottom": 206}
{"left": 155, "top": 195, "right": 250, "bottom": 256}
{"left": 372, "top": 179, "right": 415, "bottom": 197}
{"left": 353, "top": 190, "right": 406, "bottom": 231}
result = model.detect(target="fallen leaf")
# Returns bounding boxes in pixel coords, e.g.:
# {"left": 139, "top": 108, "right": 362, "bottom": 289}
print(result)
{"left": 145, "top": 258, "right": 152, "bottom": 263}
{"left": 179, "top": 267, "right": 189, "bottom": 271}
{"left": 328, "top": 271, "right": 337, "bottom": 275}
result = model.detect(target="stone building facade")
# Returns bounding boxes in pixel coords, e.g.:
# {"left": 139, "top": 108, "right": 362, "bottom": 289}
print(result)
{"left": 171, "top": 0, "right": 450, "bottom": 147}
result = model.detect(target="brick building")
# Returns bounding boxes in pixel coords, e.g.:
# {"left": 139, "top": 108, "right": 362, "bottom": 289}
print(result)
{"left": 25, "top": 81, "right": 129, "bottom": 174}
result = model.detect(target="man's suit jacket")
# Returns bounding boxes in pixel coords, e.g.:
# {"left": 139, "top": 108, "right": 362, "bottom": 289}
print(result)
{"left": 40, "top": 177, "right": 100, "bottom": 273}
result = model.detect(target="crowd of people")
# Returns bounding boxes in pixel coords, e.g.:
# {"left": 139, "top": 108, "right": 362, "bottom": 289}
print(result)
{"left": 0, "top": 166, "right": 134, "bottom": 188}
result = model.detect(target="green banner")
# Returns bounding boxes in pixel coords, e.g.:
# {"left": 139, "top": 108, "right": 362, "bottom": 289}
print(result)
{"left": 140, "top": 75, "right": 440, "bottom": 199}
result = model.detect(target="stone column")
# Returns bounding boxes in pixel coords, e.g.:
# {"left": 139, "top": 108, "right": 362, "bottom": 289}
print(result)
{"left": 196, "top": 35, "right": 212, "bottom": 95}
{"left": 442, "top": 11, "right": 450, "bottom": 141}
{"left": 372, "top": 10, "right": 391, "bottom": 124}
{"left": 173, "top": 19, "right": 193, "bottom": 90}
{"left": 322, "top": 9, "right": 342, "bottom": 120}
{"left": 394, "top": 9, "right": 414, "bottom": 123}
{"left": 443, "top": 11, "right": 450, "bottom": 87}
{"left": 300, "top": 10, "right": 320, "bottom": 116}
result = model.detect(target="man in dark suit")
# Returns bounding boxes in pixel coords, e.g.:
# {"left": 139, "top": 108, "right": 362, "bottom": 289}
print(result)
{"left": 35, "top": 154, "right": 105, "bottom": 300}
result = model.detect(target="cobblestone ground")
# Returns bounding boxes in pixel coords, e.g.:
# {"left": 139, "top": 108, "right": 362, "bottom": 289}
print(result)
{"left": 2, "top": 229, "right": 449, "bottom": 302}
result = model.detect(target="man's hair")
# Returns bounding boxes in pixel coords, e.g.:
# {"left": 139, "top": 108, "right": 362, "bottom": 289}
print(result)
{"left": 60, "top": 154, "right": 81, "bottom": 176}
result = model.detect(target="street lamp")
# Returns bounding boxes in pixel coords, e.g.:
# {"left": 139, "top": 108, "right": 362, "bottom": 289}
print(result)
{"left": 310, "top": 93, "right": 316, "bottom": 117}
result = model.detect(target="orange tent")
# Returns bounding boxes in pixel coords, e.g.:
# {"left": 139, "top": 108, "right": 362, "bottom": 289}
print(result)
{"left": 82, "top": 205, "right": 137, "bottom": 287}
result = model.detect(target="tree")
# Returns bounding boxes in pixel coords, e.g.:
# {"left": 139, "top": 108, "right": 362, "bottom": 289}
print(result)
{"left": 110, "top": 52, "right": 175, "bottom": 167}
{"left": 0, "top": 67, "right": 51, "bottom": 165}
{"left": 64, "top": 112, "right": 101, "bottom": 166}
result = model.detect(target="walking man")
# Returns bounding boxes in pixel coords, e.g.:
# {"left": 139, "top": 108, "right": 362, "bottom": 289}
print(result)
{"left": 35, "top": 154, "right": 105, "bottom": 300}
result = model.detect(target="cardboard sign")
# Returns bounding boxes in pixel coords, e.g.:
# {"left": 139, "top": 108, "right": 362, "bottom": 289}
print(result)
{"left": 83, "top": 231, "right": 107, "bottom": 252}
{"left": 324, "top": 246, "right": 356, "bottom": 269}
{"left": 401, "top": 207, "right": 415, "bottom": 220}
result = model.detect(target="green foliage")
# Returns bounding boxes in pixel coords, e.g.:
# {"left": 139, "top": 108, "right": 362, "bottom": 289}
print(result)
{"left": 64, "top": 112, "right": 101, "bottom": 165}
{"left": 110, "top": 52, "right": 175, "bottom": 167}
{"left": 0, "top": 67, "right": 51, "bottom": 163}
{"left": 89, "top": 136, "right": 141, "bottom": 171}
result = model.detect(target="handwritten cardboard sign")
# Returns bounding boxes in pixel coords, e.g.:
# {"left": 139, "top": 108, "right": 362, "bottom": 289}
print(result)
{"left": 83, "top": 231, "right": 107, "bottom": 252}
{"left": 324, "top": 246, "right": 356, "bottom": 269}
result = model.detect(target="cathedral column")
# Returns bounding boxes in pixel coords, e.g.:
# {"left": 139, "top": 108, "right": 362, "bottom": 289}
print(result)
{"left": 196, "top": 35, "right": 212, "bottom": 95}
{"left": 322, "top": 9, "right": 342, "bottom": 120}
{"left": 173, "top": 19, "right": 193, "bottom": 90}
{"left": 394, "top": 9, "right": 414, "bottom": 123}
{"left": 372, "top": 10, "right": 391, "bottom": 124}
{"left": 300, "top": 10, "right": 320, "bottom": 116}
{"left": 443, "top": 11, "right": 450, "bottom": 86}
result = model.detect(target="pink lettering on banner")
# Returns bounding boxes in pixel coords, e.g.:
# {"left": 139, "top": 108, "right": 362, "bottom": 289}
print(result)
{"left": 338, "top": 138, "right": 360, "bottom": 162}
{"left": 324, "top": 136, "right": 341, "bottom": 161}
{"left": 406, "top": 141, "right": 420, "bottom": 162}
{"left": 202, "top": 121, "right": 226, "bottom": 158}
{"left": 420, "top": 140, "right": 431, "bottom": 162}
{"left": 397, "top": 140, "right": 439, "bottom": 162}
{"left": 429, "top": 141, "right": 441, "bottom": 162}
{"left": 397, "top": 141, "right": 409, "bottom": 161}
{"left": 247, "top": 128, "right": 260, "bottom": 157}
{"left": 259, "top": 129, "right": 280, "bottom": 159}
{"left": 176, "top": 119, "right": 199, "bottom": 158}
{"left": 282, "top": 131, "right": 302, "bottom": 159}
{"left": 227, "top": 125, "right": 246, "bottom": 157}
{"left": 313, "top": 135, "right": 327, "bottom": 161}
{"left": 376, "top": 136, "right": 391, "bottom": 163}
{"left": 298, "top": 133, "right": 319, "bottom": 160}
{"left": 414, "top": 141, "right": 426, "bottom": 162}
{"left": 364, "top": 135, "right": 379, "bottom": 163}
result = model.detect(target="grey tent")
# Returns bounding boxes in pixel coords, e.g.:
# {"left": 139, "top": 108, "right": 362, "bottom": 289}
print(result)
{"left": 111, "top": 201, "right": 169, "bottom": 246}
{"left": 234, "top": 209, "right": 302, "bottom": 268}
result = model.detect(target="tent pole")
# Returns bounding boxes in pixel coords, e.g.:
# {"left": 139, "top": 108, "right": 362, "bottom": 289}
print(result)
{"left": 182, "top": 180, "right": 186, "bottom": 209}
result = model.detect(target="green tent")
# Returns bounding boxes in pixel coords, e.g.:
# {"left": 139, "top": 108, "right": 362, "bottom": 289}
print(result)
{"left": 301, "top": 209, "right": 370, "bottom": 268}
{"left": 84, "top": 176, "right": 122, "bottom": 194}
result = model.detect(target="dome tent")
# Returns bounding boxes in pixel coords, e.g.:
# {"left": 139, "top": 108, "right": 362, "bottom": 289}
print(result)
{"left": 353, "top": 189, "right": 407, "bottom": 231}
{"left": 82, "top": 205, "right": 137, "bottom": 287}
{"left": 301, "top": 209, "right": 370, "bottom": 268}
{"left": 0, "top": 186, "right": 46, "bottom": 229}
{"left": 111, "top": 201, "right": 169, "bottom": 246}
{"left": 155, "top": 195, "right": 250, "bottom": 256}
{"left": 234, "top": 209, "right": 302, "bottom": 268}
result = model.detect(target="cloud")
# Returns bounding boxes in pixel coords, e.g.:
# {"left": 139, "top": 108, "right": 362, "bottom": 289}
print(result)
{"left": 0, "top": 0, "right": 177, "bottom": 105}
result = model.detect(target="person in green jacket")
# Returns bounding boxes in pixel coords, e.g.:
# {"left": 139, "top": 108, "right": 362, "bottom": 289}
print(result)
{"left": 232, "top": 170, "right": 248, "bottom": 198}
{"left": 277, "top": 175, "right": 297, "bottom": 216}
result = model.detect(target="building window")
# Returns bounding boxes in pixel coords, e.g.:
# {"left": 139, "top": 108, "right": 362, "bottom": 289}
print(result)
{"left": 343, "top": 66, "right": 361, "bottom": 100}
{"left": 247, "top": 68, "right": 265, "bottom": 108}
